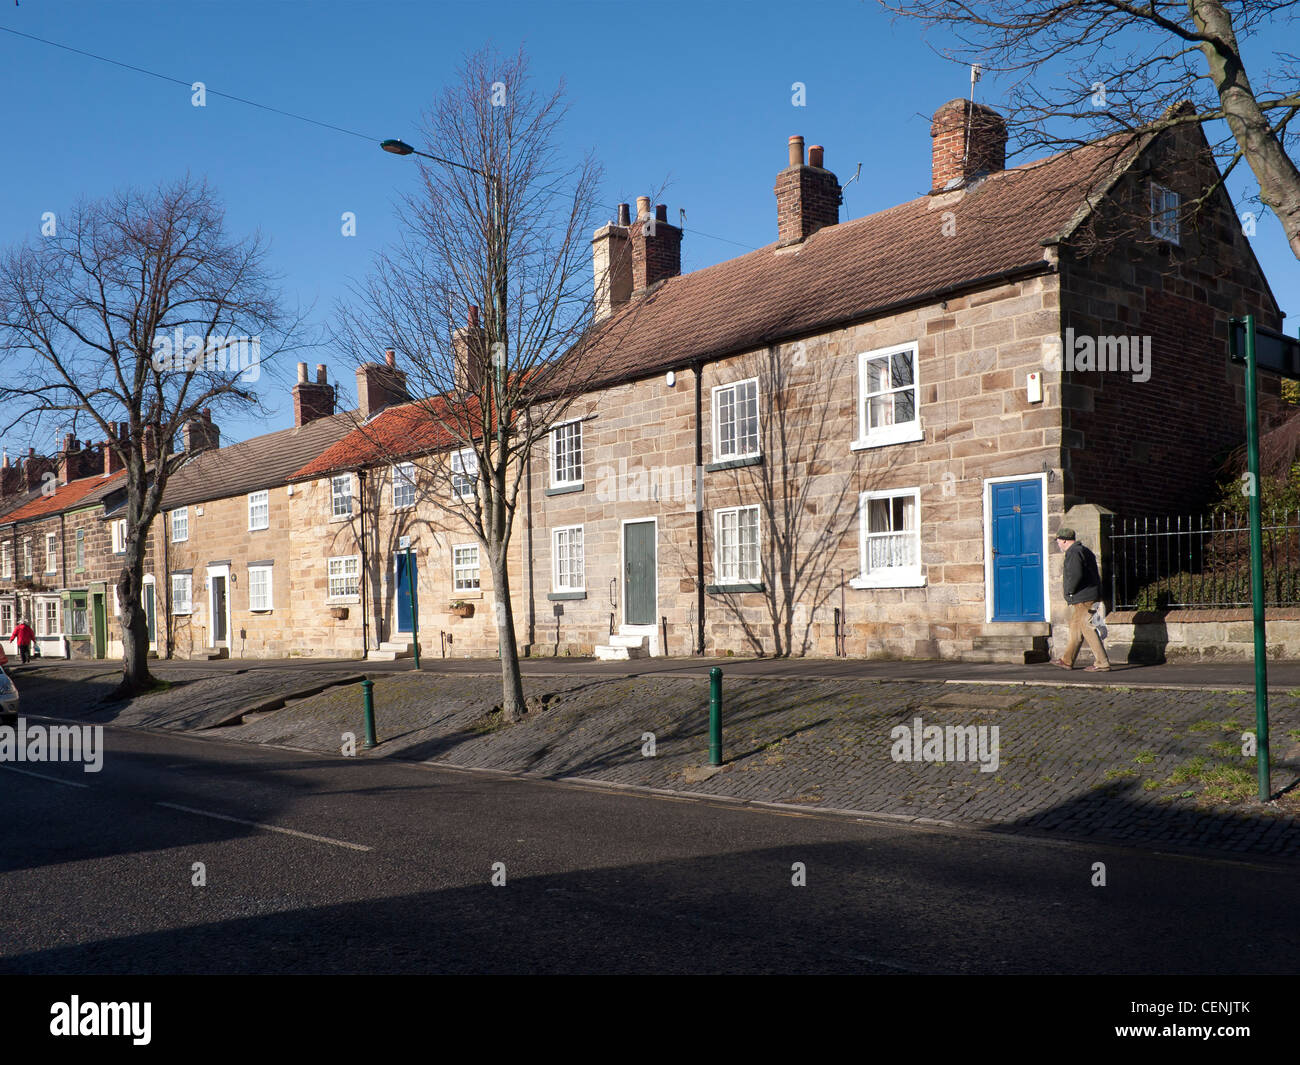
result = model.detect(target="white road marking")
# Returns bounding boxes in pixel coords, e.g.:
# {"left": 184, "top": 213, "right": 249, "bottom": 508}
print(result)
{"left": 0, "top": 764, "right": 89, "bottom": 788}
{"left": 155, "top": 801, "right": 371, "bottom": 851}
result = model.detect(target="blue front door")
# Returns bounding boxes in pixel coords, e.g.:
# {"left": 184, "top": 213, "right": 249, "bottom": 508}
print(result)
{"left": 396, "top": 552, "right": 417, "bottom": 633}
{"left": 990, "top": 479, "right": 1044, "bottom": 622}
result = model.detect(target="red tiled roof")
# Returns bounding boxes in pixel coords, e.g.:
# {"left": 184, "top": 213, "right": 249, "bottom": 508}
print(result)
{"left": 289, "top": 395, "right": 484, "bottom": 481}
{"left": 564, "top": 138, "right": 1134, "bottom": 390}
{"left": 0, "top": 470, "right": 126, "bottom": 524}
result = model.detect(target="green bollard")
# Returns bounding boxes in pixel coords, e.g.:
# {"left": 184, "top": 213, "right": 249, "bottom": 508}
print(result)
{"left": 709, "top": 667, "right": 722, "bottom": 766}
{"left": 361, "top": 678, "right": 377, "bottom": 749}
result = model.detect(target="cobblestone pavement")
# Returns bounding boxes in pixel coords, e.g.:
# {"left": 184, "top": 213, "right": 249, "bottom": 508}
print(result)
{"left": 210, "top": 673, "right": 1300, "bottom": 860}
{"left": 18, "top": 663, "right": 1300, "bottom": 860}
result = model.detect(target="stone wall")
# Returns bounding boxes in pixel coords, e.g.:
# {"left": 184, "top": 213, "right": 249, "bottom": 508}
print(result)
{"left": 165, "top": 488, "right": 294, "bottom": 659}
{"left": 1059, "top": 123, "right": 1287, "bottom": 520}
{"left": 287, "top": 468, "right": 506, "bottom": 660}
{"left": 1105, "top": 609, "right": 1300, "bottom": 662}
{"left": 525, "top": 270, "right": 1068, "bottom": 661}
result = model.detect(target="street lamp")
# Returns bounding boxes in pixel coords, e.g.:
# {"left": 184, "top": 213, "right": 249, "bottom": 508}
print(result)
{"left": 380, "top": 134, "right": 509, "bottom": 579}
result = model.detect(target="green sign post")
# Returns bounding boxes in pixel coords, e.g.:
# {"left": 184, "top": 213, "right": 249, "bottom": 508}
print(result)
{"left": 1228, "top": 315, "right": 1300, "bottom": 801}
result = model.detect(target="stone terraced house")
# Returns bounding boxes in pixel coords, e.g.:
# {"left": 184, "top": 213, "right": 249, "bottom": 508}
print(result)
{"left": 286, "top": 389, "right": 503, "bottom": 661}
{"left": 0, "top": 433, "right": 155, "bottom": 661}
{"left": 3, "top": 98, "right": 1283, "bottom": 668}
{"left": 519, "top": 98, "right": 1285, "bottom": 663}
{"left": 159, "top": 380, "right": 356, "bottom": 660}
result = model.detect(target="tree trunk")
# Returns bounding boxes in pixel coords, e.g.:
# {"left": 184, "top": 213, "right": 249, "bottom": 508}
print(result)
{"left": 1193, "top": 0, "right": 1300, "bottom": 260}
{"left": 489, "top": 547, "right": 526, "bottom": 722}
{"left": 114, "top": 562, "right": 152, "bottom": 697}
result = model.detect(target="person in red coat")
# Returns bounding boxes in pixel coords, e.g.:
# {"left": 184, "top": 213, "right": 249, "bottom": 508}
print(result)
{"left": 8, "top": 619, "right": 35, "bottom": 664}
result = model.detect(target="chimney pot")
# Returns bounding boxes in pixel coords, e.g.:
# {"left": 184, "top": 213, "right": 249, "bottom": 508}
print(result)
{"left": 629, "top": 199, "right": 682, "bottom": 293}
{"left": 774, "top": 138, "right": 840, "bottom": 244}
{"left": 293, "top": 363, "right": 336, "bottom": 427}
{"left": 385, "top": 348, "right": 396, "bottom": 368}
{"left": 468, "top": 304, "right": 480, "bottom": 328}
{"left": 616, "top": 202, "right": 630, "bottom": 226}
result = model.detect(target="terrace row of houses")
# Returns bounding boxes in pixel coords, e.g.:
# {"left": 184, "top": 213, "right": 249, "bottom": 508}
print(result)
{"left": 0, "top": 98, "right": 1287, "bottom": 664}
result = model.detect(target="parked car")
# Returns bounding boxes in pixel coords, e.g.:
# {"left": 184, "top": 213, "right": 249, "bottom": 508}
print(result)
{"left": 0, "top": 668, "right": 17, "bottom": 725}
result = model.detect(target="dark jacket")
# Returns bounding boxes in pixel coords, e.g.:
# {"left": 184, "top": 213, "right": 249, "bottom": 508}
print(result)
{"left": 1062, "top": 541, "right": 1102, "bottom": 604}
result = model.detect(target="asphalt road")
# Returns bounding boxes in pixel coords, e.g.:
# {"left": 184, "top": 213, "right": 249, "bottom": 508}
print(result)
{"left": 1, "top": 714, "right": 1296, "bottom": 975}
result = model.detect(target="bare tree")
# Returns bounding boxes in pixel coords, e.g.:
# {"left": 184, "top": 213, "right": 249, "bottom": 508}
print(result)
{"left": 882, "top": 0, "right": 1300, "bottom": 258}
{"left": 704, "top": 344, "right": 899, "bottom": 656}
{"left": 334, "top": 45, "right": 614, "bottom": 721}
{"left": 0, "top": 176, "right": 292, "bottom": 696}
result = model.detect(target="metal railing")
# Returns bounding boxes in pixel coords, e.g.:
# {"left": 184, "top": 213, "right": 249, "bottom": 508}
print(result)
{"left": 1109, "top": 511, "right": 1300, "bottom": 610}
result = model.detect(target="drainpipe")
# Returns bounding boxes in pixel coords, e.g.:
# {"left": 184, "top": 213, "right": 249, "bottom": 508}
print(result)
{"left": 694, "top": 361, "right": 705, "bottom": 656}
{"left": 525, "top": 409, "right": 535, "bottom": 648}
{"left": 162, "top": 507, "right": 172, "bottom": 658}
{"left": 358, "top": 468, "right": 370, "bottom": 658}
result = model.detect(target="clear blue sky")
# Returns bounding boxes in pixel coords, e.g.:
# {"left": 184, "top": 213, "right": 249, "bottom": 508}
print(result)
{"left": 2, "top": 0, "right": 1297, "bottom": 451}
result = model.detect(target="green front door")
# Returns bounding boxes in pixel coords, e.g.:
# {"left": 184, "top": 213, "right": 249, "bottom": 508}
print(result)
{"left": 91, "top": 593, "right": 106, "bottom": 659}
{"left": 623, "top": 521, "right": 656, "bottom": 626}
{"left": 143, "top": 583, "right": 156, "bottom": 646}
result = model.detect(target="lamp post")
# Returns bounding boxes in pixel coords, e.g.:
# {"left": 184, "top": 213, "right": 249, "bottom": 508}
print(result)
{"left": 381, "top": 136, "right": 508, "bottom": 585}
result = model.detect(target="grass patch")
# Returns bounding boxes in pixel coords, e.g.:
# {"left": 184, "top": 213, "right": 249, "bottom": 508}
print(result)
{"left": 1208, "top": 740, "right": 1242, "bottom": 758}
{"left": 1188, "top": 719, "right": 1220, "bottom": 732}
{"left": 1201, "top": 764, "right": 1257, "bottom": 803}
{"left": 1134, "top": 750, "right": 1156, "bottom": 765}
{"left": 1161, "top": 756, "right": 1209, "bottom": 786}
{"left": 1104, "top": 768, "right": 1137, "bottom": 780}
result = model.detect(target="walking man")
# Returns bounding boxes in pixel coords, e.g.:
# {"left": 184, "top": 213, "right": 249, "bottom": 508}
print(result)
{"left": 8, "top": 617, "right": 35, "bottom": 665}
{"left": 1051, "top": 527, "right": 1111, "bottom": 672}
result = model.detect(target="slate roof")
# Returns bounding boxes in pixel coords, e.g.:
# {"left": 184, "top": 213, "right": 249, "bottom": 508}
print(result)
{"left": 161, "top": 411, "right": 358, "bottom": 509}
{"left": 0, "top": 470, "right": 126, "bottom": 524}
{"left": 563, "top": 138, "right": 1133, "bottom": 391}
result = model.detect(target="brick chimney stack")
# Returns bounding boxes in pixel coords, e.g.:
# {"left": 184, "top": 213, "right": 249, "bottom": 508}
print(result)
{"left": 453, "top": 306, "right": 488, "bottom": 395}
{"left": 57, "top": 433, "right": 97, "bottom": 485}
{"left": 592, "top": 202, "right": 633, "bottom": 322}
{"left": 630, "top": 197, "right": 682, "bottom": 295}
{"left": 774, "top": 135, "right": 841, "bottom": 246}
{"left": 292, "top": 361, "right": 336, "bottom": 427}
{"left": 930, "top": 98, "right": 1007, "bottom": 192}
{"left": 181, "top": 410, "right": 220, "bottom": 456}
{"left": 24, "top": 448, "right": 54, "bottom": 491}
{"left": 356, "top": 350, "right": 410, "bottom": 420}
{"left": 0, "top": 450, "right": 17, "bottom": 499}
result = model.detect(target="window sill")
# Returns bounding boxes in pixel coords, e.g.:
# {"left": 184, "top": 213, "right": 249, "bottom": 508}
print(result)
{"left": 546, "top": 483, "right": 584, "bottom": 497}
{"left": 249, "top": 608, "right": 273, "bottom": 614}
{"left": 328, "top": 514, "right": 352, "bottom": 524}
{"left": 327, "top": 596, "right": 361, "bottom": 605}
{"left": 172, "top": 611, "right": 193, "bottom": 617}
{"left": 849, "top": 572, "right": 926, "bottom": 589}
{"left": 705, "top": 455, "right": 762, "bottom": 473}
{"left": 548, "top": 590, "right": 586, "bottom": 601}
{"left": 851, "top": 424, "right": 924, "bottom": 451}
{"left": 706, "top": 582, "right": 765, "bottom": 594}
{"left": 248, "top": 526, "right": 269, "bottom": 533}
